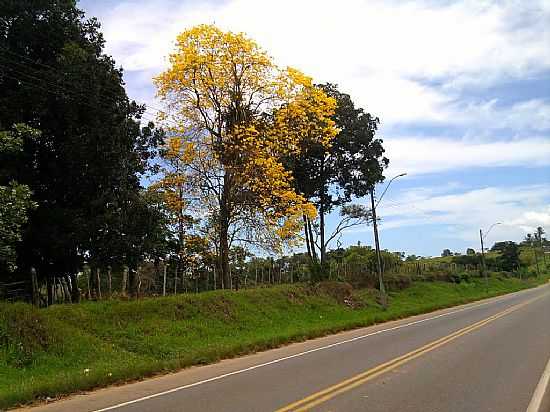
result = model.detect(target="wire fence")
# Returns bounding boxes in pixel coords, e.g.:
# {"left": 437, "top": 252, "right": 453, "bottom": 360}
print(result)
{"left": 0, "top": 259, "right": 516, "bottom": 306}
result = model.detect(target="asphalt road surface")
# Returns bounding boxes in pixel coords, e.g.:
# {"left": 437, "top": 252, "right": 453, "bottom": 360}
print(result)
{"left": 22, "top": 283, "right": 550, "bottom": 412}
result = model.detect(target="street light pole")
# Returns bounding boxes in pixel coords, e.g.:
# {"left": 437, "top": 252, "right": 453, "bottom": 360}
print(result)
{"left": 479, "top": 222, "right": 501, "bottom": 294}
{"left": 370, "top": 188, "right": 387, "bottom": 308}
{"left": 370, "top": 173, "right": 407, "bottom": 309}
{"left": 375, "top": 173, "right": 408, "bottom": 209}
{"left": 479, "top": 229, "right": 487, "bottom": 293}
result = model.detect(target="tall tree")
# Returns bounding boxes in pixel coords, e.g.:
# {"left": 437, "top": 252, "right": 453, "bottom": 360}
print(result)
{"left": 149, "top": 136, "right": 197, "bottom": 274}
{"left": 0, "top": 0, "right": 162, "bottom": 301}
{"left": 154, "top": 25, "right": 337, "bottom": 288}
{"left": 0, "top": 125, "right": 38, "bottom": 274}
{"left": 289, "top": 83, "right": 388, "bottom": 266}
{"left": 497, "top": 242, "right": 520, "bottom": 272}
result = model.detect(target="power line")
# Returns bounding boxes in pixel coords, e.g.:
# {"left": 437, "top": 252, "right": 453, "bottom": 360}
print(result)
{"left": 0, "top": 47, "right": 141, "bottom": 109}
{"left": 380, "top": 199, "right": 440, "bottom": 223}
{"left": 0, "top": 45, "right": 168, "bottom": 116}
{"left": 0, "top": 58, "right": 181, "bottom": 128}
{"left": 1, "top": 70, "right": 159, "bottom": 125}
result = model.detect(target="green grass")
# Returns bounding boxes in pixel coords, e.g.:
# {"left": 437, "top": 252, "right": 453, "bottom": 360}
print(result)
{"left": 1, "top": 274, "right": 548, "bottom": 409}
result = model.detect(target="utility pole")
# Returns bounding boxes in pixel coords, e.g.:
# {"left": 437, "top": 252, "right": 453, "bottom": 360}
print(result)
{"left": 537, "top": 227, "right": 546, "bottom": 265}
{"left": 479, "top": 222, "right": 501, "bottom": 293}
{"left": 371, "top": 188, "right": 387, "bottom": 308}
{"left": 479, "top": 229, "right": 488, "bottom": 293}
{"left": 532, "top": 238, "right": 541, "bottom": 278}
{"left": 368, "top": 173, "right": 407, "bottom": 309}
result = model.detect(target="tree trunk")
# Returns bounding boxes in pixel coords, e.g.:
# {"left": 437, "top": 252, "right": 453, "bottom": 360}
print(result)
{"left": 107, "top": 266, "right": 112, "bottom": 297}
{"left": 219, "top": 172, "right": 231, "bottom": 289}
{"left": 319, "top": 159, "right": 327, "bottom": 266}
{"left": 86, "top": 269, "right": 91, "bottom": 300}
{"left": 219, "top": 228, "right": 230, "bottom": 289}
{"left": 136, "top": 268, "right": 141, "bottom": 298}
{"left": 213, "top": 266, "right": 217, "bottom": 290}
{"left": 163, "top": 263, "right": 167, "bottom": 296}
{"left": 70, "top": 273, "right": 80, "bottom": 303}
{"left": 121, "top": 266, "right": 128, "bottom": 296}
{"left": 46, "top": 275, "right": 53, "bottom": 306}
{"left": 303, "top": 214, "right": 313, "bottom": 261}
{"left": 320, "top": 190, "right": 326, "bottom": 266}
{"left": 62, "top": 276, "right": 71, "bottom": 303}
{"left": 128, "top": 267, "right": 137, "bottom": 297}
{"left": 31, "top": 268, "right": 40, "bottom": 306}
{"left": 307, "top": 217, "right": 318, "bottom": 262}
{"left": 174, "top": 262, "right": 179, "bottom": 294}
{"left": 95, "top": 267, "right": 102, "bottom": 300}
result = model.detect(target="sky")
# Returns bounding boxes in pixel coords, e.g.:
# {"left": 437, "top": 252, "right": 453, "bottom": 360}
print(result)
{"left": 79, "top": 0, "right": 550, "bottom": 257}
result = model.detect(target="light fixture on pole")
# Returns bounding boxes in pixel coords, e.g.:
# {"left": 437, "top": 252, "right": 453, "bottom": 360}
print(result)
{"left": 371, "top": 172, "right": 407, "bottom": 309}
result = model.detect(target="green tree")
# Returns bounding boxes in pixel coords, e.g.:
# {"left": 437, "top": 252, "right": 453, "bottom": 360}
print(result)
{"left": 289, "top": 83, "right": 388, "bottom": 266}
{"left": 497, "top": 242, "right": 520, "bottom": 272}
{"left": 0, "top": 1, "right": 163, "bottom": 302}
{"left": 466, "top": 248, "right": 476, "bottom": 255}
{"left": 0, "top": 125, "right": 38, "bottom": 272}
{"left": 441, "top": 249, "right": 452, "bottom": 257}
{"left": 535, "top": 226, "right": 546, "bottom": 264}
{"left": 490, "top": 241, "right": 515, "bottom": 253}
{"left": 342, "top": 245, "right": 399, "bottom": 271}
{"left": 154, "top": 25, "right": 336, "bottom": 288}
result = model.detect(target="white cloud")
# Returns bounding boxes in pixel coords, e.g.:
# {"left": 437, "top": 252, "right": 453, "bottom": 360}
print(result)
{"left": 510, "top": 208, "right": 550, "bottom": 232}
{"left": 88, "top": 0, "right": 550, "bottom": 129}
{"left": 440, "top": 98, "right": 550, "bottom": 131}
{"left": 383, "top": 136, "right": 550, "bottom": 176}
{"left": 373, "top": 185, "right": 550, "bottom": 244}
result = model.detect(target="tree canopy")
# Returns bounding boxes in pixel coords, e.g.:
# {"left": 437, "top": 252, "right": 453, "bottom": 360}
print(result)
{"left": 288, "top": 83, "right": 388, "bottom": 265}
{"left": 0, "top": 0, "right": 164, "bottom": 300}
{"left": 154, "top": 24, "right": 337, "bottom": 288}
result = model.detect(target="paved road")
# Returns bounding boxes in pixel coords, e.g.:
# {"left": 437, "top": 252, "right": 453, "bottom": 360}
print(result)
{"left": 23, "top": 284, "right": 550, "bottom": 412}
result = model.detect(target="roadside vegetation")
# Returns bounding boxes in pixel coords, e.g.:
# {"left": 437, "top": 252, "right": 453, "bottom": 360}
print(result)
{"left": 1, "top": 1, "right": 550, "bottom": 410}
{"left": 1, "top": 272, "right": 548, "bottom": 409}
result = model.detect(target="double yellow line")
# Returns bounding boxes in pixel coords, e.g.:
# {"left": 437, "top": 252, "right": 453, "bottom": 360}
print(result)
{"left": 276, "top": 294, "right": 545, "bottom": 412}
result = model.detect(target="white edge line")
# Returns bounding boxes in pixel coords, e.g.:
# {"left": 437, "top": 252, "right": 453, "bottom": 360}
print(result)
{"left": 92, "top": 288, "right": 543, "bottom": 412}
{"left": 526, "top": 355, "right": 550, "bottom": 412}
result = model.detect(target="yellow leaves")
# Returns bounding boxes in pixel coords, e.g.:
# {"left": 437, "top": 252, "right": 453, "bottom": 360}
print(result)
{"left": 272, "top": 72, "right": 338, "bottom": 152}
{"left": 164, "top": 137, "right": 197, "bottom": 165}
{"left": 167, "top": 136, "right": 182, "bottom": 157}
{"left": 286, "top": 67, "right": 313, "bottom": 88}
{"left": 149, "top": 173, "right": 186, "bottom": 218}
{"left": 154, "top": 24, "right": 275, "bottom": 130}
{"left": 154, "top": 24, "right": 338, "bottom": 244}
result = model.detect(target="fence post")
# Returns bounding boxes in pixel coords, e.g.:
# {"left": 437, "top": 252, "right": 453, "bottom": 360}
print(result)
{"left": 162, "top": 263, "right": 167, "bottom": 296}
{"left": 31, "top": 268, "right": 40, "bottom": 306}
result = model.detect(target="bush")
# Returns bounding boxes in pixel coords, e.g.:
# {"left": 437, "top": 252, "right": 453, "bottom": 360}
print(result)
{"left": 385, "top": 274, "right": 412, "bottom": 290}
{"left": 449, "top": 271, "right": 474, "bottom": 284}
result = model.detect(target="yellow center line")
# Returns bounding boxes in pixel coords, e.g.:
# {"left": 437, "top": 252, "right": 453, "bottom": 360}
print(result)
{"left": 275, "top": 294, "right": 546, "bottom": 412}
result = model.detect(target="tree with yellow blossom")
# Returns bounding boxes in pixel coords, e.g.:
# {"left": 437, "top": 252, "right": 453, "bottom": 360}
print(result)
{"left": 154, "top": 25, "right": 337, "bottom": 289}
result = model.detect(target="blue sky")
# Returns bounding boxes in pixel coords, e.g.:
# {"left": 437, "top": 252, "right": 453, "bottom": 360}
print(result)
{"left": 79, "top": 0, "right": 550, "bottom": 257}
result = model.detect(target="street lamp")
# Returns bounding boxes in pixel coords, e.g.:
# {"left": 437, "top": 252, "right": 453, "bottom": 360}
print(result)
{"left": 375, "top": 173, "right": 407, "bottom": 209}
{"left": 479, "top": 222, "right": 501, "bottom": 293}
{"left": 370, "top": 172, "right": 407, "bottom": 309}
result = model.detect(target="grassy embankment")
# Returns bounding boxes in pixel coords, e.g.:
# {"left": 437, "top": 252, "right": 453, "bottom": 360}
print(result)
{"left": 1, "top": 274, "right": 548, "bottom": 409}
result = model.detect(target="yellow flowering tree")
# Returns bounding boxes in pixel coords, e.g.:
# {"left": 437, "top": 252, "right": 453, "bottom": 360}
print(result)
{"left": 148, "top": 137, "right": 196, "bottom": 259}
{"left": 154, "top": 25, "right": 337, "bottom": 288}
